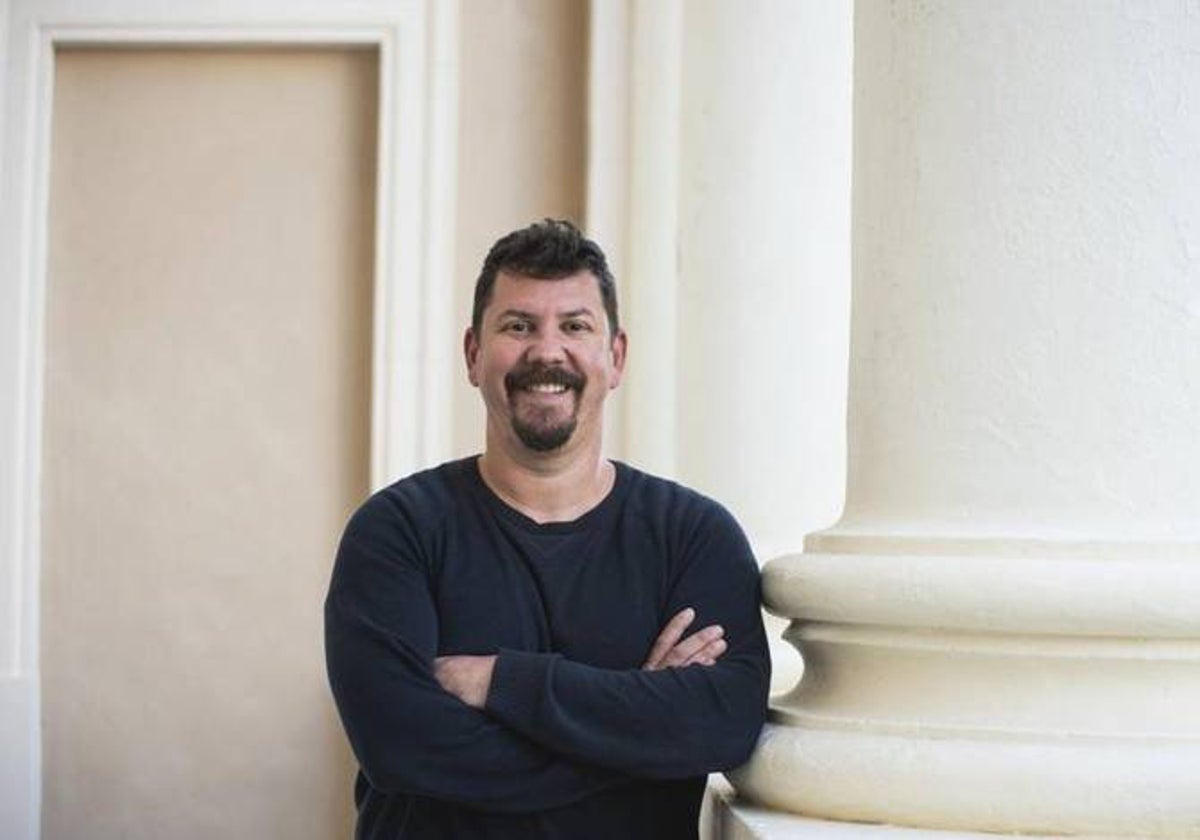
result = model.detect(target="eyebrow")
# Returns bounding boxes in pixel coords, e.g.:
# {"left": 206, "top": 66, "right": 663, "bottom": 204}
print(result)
{"left": 495, "top": 308, "right": 597, "bottom": 321}
{"left": 496, "top": 309, "right": 536, "bottom": 321}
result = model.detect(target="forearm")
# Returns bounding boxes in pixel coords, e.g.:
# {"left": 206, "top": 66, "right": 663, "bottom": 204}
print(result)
{"left": 326, "top": 597, "right": 624, "bottom": 812}
{"left": 482, "top": 648, "right": 769, "bottom": 779}
{"left": 471, "top": 505, "right": 773, "bottom": 779}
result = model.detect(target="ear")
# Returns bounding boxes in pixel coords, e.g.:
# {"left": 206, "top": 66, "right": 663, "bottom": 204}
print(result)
{"left": 608, "top": 329, "right": 628, "bottom": 389}
{"left": 464, "top": 327, "right": 480, "bottom": 387}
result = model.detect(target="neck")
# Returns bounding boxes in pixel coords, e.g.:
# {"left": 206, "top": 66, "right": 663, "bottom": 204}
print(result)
{"left": 478, "top": 431, "right": 614, "bottom": 524}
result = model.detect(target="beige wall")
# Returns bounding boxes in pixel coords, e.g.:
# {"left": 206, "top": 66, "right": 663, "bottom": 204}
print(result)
{"left": 451, "top": 0, "right": 589, "bottom": 455}
{"left": 42, "top": 48, "right": 376, "bottom": 839}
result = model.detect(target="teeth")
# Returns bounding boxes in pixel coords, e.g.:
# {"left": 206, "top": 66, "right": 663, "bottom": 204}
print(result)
{"left": 528, "top": 383, "right": 567, "bottom": 394}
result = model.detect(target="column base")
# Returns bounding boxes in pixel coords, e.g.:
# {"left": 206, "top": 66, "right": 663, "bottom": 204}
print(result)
{"left": 730, "top": 723, "right": 1200, "bottom": 838}
{"left": 705, "top": 780, "right": 1104, "bottom": 839}
{"left": 730, "top": 536, "right": 1200, "bottom": 837}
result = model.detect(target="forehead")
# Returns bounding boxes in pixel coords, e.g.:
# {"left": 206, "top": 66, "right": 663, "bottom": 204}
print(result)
{"left": 486, "top": 270, "right": 604, "bottom": 317}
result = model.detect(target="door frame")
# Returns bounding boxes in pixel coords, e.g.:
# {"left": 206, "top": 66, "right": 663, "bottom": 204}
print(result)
{"left": 0, "top": 1, "right": 459, "bottom": 836}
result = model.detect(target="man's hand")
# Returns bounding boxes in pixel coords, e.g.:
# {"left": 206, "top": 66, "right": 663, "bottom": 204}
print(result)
{"left": 642, "top": 607, "right": 726, "bottom": 671}
{"left": 435, "top": 609, "right": 723, "bottom": 705}
{"left": 434, "top": 655, "right": 496, "bottom": 709}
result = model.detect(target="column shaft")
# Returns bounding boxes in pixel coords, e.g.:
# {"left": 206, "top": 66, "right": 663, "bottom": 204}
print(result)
{"left": 732, "top": 2, "right": 1200, "bottom": 836}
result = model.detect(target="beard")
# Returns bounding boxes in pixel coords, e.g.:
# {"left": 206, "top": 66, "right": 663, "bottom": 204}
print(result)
{"left": 513, "top": 413, "right": 577, "bottom": 452}
{"left": 505, "top": 362, "right": 586, "bottom": 452}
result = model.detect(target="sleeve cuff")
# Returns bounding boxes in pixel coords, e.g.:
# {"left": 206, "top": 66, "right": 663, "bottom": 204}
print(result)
{"left": 485, "top": 648, "right": 558, "bottom": 728}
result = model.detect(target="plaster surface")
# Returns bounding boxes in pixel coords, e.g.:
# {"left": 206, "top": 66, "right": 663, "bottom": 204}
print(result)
{"left": 732, "top": 1, "right": 1200, "bottom": 836}
{"left": 40, "top": 48, "right": 374, "bottom": 839}
{"left": 707, "top": 781, "right": 1114, "bottom": 840}
{"left": 842, "top": 0, "right": 1200, "bottom": 541}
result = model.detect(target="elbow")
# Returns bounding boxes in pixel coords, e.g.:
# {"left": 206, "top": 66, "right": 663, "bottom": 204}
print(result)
{"left": 351, "top": 739, "right": 413, "bottom": 795}
{"left": 719, "top": 720, "right": 764, "bottom": 771}
{"left": 707, "top": 688, "right": 769, "bottom": 772}
{"left": 336, "top": 714, "right": 429, "bottom": 797}
{"left": 644, "top": 707, "right": 765, "bottom": 779}
{"left": 662, "top": 672, "right": 769, "bottom": 776}
{"left": 708, "top": 678, "right": 768, "bottom": 771}
{"left": 698, "top": 712, "right": 764, "bottom": 774}
{"left": 643, "top": 723, "right": 762, "bottom": 779}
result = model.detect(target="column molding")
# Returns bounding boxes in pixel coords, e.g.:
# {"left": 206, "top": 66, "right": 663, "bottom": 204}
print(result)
{"left": 732, "top": 538, "right": 1200, "bottom": 836}
{"left": 585, "top": 0, "right": 681, "bottom": 475}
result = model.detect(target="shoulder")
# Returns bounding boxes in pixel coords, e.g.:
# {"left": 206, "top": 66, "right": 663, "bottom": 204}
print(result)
{"left": 328, "top": 461, "right": 477, "bottom": 613}
{"left": 616, "top": 462, "right": 754, "bottom": 563}
{"left": 340, "top": 457, "right": 474, "bottom": 553}
{"left": 618, "top": 461, "right": 740, "bottom": 524}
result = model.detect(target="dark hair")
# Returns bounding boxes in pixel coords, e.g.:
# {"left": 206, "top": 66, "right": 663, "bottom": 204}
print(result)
{"left": 471, "top": 219, "right": 619, "bottom": 336}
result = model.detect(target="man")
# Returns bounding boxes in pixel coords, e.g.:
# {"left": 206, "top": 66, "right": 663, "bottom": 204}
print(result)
{"left": 325, "top": 219, "right": 770, "bottom": 839}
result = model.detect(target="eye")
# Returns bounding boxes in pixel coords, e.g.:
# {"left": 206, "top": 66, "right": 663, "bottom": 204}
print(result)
{"left": 563, "top": 319, "right": 592, "bottom": 334}
{"left": 502, "top": 320, "right": 532, "bottom": 334}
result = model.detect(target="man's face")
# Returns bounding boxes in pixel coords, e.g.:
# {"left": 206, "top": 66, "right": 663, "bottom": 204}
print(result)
{"left": 465, "top": 270, "right": 626, "bottom": 455}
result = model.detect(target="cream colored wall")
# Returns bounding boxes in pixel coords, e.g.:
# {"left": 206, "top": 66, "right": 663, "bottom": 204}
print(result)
{"left": 449, "top": 1, "right": 849, "bottom": 554}
{"left": 450, "top": 0, "right": 589, "bottom": 456}
{"left": 42, "top": 48, "right": 376, "bottom": 839}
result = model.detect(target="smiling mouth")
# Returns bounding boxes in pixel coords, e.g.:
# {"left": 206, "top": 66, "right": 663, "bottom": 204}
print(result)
{"left": 503, "top": 365, "right": 581, "bottom": 451}
{"left": 525, "top": 383, "right": 570, "bottom": 395}
{"left": 505, "top": 363, "right": 585, "bottom": 397}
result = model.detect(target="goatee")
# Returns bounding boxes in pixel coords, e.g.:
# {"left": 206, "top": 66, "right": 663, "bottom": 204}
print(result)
{"left": 505, "top": 361, "right": 586, "bottom": 452}
{"left": 513, "top": 416, "right": 577, "bottom": 452}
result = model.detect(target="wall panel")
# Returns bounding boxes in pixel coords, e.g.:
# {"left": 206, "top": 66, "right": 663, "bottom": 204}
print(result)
{"left": 42, "top": 47, "right": 376, "bottom": 839}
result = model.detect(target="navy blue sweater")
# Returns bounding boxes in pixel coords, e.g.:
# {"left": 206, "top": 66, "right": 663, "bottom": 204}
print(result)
{"left": 324, "top": 457, "right": 770, "bottom": 839}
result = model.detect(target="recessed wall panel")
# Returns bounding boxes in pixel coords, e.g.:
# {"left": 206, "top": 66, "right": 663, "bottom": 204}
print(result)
{"left": 42, "top": 47, "right": 376, "bottom": 839}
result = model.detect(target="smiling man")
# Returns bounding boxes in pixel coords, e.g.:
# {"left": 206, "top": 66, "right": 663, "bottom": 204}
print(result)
{"left": 325, "top": 220, "right": 770, "bottom": 839}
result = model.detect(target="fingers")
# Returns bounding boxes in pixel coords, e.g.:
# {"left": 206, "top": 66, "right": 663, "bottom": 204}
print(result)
{"left": 642, "top": 608, "right": 729, "bottom": 671}
{"left": 681, "top": 636, "right": 727, "bottom": 667}
{"left": 659, "top": 624, "right": 724, "bottom": 669}
{"left": 642, "top": 607, "right": 695, "bottom": 669}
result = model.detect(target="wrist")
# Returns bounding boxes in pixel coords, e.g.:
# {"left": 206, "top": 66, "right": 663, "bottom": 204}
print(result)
{"left": 474, "top": 655, "right": 496, "bottom": 708}
{"left": 434, "top": 654, "right": 496, "bottom": 708}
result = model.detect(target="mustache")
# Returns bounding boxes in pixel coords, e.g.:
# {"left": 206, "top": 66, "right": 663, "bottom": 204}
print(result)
{"left": 505, "top": 363, "right": 586, "bottom": 393}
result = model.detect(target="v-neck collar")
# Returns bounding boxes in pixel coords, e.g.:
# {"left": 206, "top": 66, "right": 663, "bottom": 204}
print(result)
{"left": 464, "top": 455, "right": 629, "bottom": 536}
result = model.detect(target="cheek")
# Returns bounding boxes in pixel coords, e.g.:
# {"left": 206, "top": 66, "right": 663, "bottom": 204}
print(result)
{"left": 585, "top": 358, "right": 618, "bottom": 392}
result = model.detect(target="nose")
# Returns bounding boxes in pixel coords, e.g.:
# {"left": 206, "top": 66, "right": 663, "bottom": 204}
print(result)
{"left": 525, "top": 329, "right": 568, "bottom": 365}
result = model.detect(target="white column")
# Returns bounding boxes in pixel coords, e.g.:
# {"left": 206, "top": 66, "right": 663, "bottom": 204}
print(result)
{"left": 673, "top": 0, "right": 851, "bottom": 562}
{"left": 732, "top": 2, "right": 1200, "bottom": 836}
{"left": 586, "top": 0, "right": 853, "bottom": 705}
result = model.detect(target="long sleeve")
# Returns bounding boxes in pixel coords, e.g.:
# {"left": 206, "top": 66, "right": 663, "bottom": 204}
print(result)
{"left": 324, "top": 498, "right": 623, "bottom": 813}
{"left": 482, "top": 501, "right": 770, "bottom": 779}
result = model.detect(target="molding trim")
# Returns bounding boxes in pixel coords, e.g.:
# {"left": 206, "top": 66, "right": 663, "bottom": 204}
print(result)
{"left": 585, "top": 0, "right": 681, "bottom": 475}
{"left": 765, "top": 547, "right": 1200, "bottom": 636}
{"left": 747, "top": 536, "right": 1200, "bottom": 836}
{"left": 0, "top": 2, "right": 458, "bottom": 837}
{"left": 705, "top": 777, "right": 1056, "bottom": 840}
{"left": 732, "top": 723, "right": 1200, "bottom": 837}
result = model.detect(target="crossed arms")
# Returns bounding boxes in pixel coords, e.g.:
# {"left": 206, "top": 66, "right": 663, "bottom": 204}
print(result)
{"left": 434, "top": 607, "right": 728, "bottom": 707}
{"left": 324, "top": 498, "right": 769, "bottom": 813}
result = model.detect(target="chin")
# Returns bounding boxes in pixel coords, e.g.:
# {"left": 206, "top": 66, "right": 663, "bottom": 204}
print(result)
{"left": 513, "top": 421, "right": 577, "bottom": 453}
